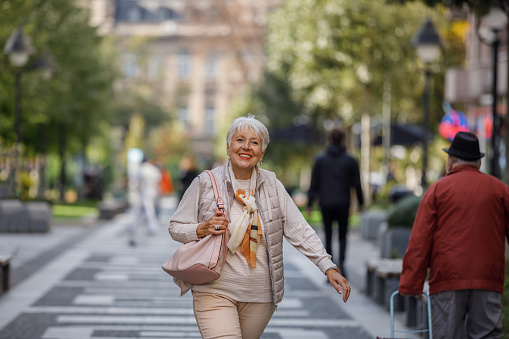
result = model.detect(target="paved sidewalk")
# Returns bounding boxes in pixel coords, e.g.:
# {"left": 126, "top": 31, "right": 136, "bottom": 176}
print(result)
{"left": 0, "top": 196, "right": 416, "bottom": 338}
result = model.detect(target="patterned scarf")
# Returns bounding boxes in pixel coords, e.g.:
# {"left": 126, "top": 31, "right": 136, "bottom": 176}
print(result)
{"left": 227, "top": 165, "right": 263, "bottom": 268}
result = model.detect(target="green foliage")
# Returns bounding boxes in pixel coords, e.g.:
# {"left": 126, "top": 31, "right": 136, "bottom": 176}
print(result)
{"left": 1, "top": 0, "right": 118, "bottom": 197}
{"left": 1, "top": 0, "right": 116, "bottom": 150}
{"left": 266, "top": 0, "right": 464, "bottom": 134}
{"left": 373, "top": 180, "right": 399, "bottom": 209}
{"left": 298, "top": 206, "right": 323, "bottom": 226}
{"left": 110, "top": 92, "right": 170, "bottom": 133}
{"left": 255, "top": 71, "right": 306, "bottom": 129}
{"left": 18, "top": 171, "right": 34, "bottom": 201}
{"left": 386, "top": 194, "right": 423, "bottom": 228}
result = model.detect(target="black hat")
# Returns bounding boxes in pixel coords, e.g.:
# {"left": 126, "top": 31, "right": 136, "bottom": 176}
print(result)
{"left": 443, "top": 131, "right": 485, "bottom": 160}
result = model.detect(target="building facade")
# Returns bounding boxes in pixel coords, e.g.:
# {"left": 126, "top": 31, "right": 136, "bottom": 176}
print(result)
{"left": 82, "top": 0, "right": 278, "bottom": 159}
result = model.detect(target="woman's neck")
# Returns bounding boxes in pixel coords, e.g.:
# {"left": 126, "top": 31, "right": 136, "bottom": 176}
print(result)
{"left": 232, "top": 167, "right": 253, "bottom": 180}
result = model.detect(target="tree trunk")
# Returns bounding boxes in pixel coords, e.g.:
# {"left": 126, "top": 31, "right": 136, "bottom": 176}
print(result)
{"left": 382, "top": 77, "right": 392, "bottom": 180}
{"left": 59, "top": 123, "right": 67, "bottom": 201}
{"left": 361, "top": 84, "right": 372, "bottom": 205}
{"left": 38, "top": 123, "right": 47, "bottom": 198}
{"left": 78, "top": 146, "right": 88, "bottom": 200}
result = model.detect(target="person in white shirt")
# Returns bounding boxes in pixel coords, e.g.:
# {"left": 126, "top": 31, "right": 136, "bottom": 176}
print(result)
{"left": 130, "top": 157, "right": 161, "bottom": 246}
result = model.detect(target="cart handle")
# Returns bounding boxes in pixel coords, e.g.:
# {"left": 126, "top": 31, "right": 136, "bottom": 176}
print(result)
{"left": 390, "top": 290, "right": 432, "bottom": 339}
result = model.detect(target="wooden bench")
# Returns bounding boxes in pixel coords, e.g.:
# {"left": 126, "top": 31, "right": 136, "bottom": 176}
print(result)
{"left": 366, "top": 258, "right": 403, "bottom": 310}
{"left": 366, "top": 258, "right": 431, "bottom": 331}
{"left": 98, "top": 199, "right": 128, "bottom": 220}
{"left": 24, "top": 201, "right": 52, "bottom": 232}
{"left": 0, "top": 199, "right": 26, "bottom": 232}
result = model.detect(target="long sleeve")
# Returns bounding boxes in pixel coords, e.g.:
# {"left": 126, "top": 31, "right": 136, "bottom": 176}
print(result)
{"left": 399, "top": 187, "right": 436, "bottom": 295}
{"left": 351, "top": 160, "right": 364, "bottom": 207}
{"left": 279, "top": 179, "right": 334, "bottom": 273}
{"left": 307, "top": 158, "right": 320, "bottom": 208}
{"left": 168, "top": 176, "right": 202, "bottom": 244}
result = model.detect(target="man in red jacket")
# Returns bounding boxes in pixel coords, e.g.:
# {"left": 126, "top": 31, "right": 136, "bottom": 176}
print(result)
{"left": 399, "top": 132, "right": 509, "bottom": 339}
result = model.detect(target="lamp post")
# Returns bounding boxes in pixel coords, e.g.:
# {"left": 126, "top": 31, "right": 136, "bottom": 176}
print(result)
{"left": 412, "top": 20, "right": 442, "bottom": 188}
{"left": 3, "top": 27, "right": 35, "bottom": 196}
{"left": 481, "top": 7, "right": 508, "bottom": 179}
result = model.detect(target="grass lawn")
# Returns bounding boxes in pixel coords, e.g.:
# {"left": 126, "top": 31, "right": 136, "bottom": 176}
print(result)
{"left": 52, "top": 201, "right": 98, "bottom": 219}
{"left": 298, "top": 206, "right": 361, "bottom": 230}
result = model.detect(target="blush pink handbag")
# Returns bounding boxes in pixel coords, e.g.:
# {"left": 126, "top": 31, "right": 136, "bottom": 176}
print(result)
{"left": 162, "top": 170, "right": 229, "bottom": 285}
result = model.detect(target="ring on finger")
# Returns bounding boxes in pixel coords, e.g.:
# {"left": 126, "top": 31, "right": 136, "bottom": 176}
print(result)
{"left": 214, "top": 224, "right": 220, "bottom": 230}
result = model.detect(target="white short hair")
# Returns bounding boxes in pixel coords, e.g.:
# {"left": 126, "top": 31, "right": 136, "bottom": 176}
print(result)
{"left": 226, "top": 114, "right": 270, "bottom": 152}
{"left": 449, "top": 155, "right": 481, "bottom": 167}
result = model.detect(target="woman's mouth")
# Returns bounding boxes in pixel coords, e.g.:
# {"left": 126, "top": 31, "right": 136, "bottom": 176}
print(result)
{"left": 239, "top": 153, "right": 252, "bottom": 159}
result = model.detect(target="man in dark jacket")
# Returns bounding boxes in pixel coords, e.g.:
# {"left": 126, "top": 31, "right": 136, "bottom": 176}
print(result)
{"left": 399, "top": 132, "right": 509, "bottom": 338}
{"left": 307, "top": 128, "right": 363, "bottom": 277}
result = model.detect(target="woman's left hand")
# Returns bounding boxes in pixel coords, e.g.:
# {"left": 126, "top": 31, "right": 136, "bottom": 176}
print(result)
{"left": 326, "top": 269, "right": 351, "bottom": 303}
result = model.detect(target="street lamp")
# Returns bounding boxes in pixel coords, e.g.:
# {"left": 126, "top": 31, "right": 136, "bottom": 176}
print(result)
{"left": 412, "top": 20, "right": 442, "bottom": 188}
{"left": 481, "top": 7, "right": 508, "bottom": 179}
{"left": 3, "top": 27, "right": 35, "bottom": 144}
{"left": 3, "top": 27, "right": 35, "bottom": 196}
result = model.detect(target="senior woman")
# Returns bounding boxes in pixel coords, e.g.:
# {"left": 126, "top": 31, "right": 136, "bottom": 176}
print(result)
{"left": 169, "top": 114, "right": 350, "bottom": 339}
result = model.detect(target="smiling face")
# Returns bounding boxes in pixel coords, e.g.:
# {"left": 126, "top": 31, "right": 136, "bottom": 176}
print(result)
{"left": 227, "top": 128, "right": 265, "bottom": 179}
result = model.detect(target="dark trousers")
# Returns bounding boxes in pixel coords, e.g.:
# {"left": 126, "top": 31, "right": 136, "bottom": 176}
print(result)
{"left": 320, "top": 205, "right": 350, "bottom": 266}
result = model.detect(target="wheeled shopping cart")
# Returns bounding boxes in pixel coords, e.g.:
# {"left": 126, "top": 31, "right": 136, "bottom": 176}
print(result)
{"left": 377, "top": 291, "right": 432, "bottom": 339}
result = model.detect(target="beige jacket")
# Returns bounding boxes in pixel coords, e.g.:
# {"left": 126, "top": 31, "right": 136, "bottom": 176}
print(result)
{"left": 168, "top": 163, "right": 334, "bottom": 304}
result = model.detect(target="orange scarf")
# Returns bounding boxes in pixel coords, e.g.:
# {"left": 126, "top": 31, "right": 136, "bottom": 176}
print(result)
{"left": 227, "top": 166, "right": 263, "bottom": 268}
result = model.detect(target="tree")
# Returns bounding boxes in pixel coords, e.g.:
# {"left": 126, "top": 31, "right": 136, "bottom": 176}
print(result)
{"left": 0, "top": 0, "right": 117, "bottom": 200}
{"left": 266, "top": 0, "right": 457, "bottom": 127}
{"left": 259, "top": 0, "right": 464, "bottom": 194}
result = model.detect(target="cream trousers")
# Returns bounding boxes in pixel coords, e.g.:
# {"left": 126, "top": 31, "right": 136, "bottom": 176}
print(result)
{"left": 192, "top": 291, "right": 275, "bottom": 339}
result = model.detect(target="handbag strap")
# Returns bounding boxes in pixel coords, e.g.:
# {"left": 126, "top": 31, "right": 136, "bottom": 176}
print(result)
{"left": 204, "top": 170, "right": 229, "bottom": 269}
{"left": 204, "top": 170, "right": 225, "bottom": 213}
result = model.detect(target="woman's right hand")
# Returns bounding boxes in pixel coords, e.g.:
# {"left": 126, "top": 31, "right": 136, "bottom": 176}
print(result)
{"left": 196, "top": 210, "right": 228, "bottom": 238}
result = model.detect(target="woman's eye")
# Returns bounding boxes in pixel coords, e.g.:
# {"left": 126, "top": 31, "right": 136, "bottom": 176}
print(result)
{"left": 252, "top": 141, "right": 259, "bottom": 145}
{"left": 236, "top": 138, "right": 243, "bottom": 142}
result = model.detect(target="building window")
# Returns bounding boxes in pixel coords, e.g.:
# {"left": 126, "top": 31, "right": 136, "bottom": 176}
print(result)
{"left": 147, "top": 55, "right": 163, "bottom": 80}
{"left": 205, "top": 106, "right": 215, "bottom": 136}
{"left": 122, "top": 53, "right": 138, "bottom": 77}
{"left": 178, "top": 51, "right": 191, "bottom": 79}
{"left": 205, "top": 52, "right": 218, "bottom": 79}
{"left": 127, "top": 6, "right": 141, "bottom": 22}
{"left": 155, "top": 7, "right": 165, "bottom": 21}
{"left": 115, "top": 1, "right": 181, "bottom": 22}
{"left": 179, "top": 106, "right": 189, "bottom": 129}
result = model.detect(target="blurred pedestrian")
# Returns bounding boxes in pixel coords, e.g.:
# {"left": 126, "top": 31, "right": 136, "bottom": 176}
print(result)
{"left": 399, "top": 131, "right": 509, "bottom": 339}
{"left": 169, "top": 114, "right": 350, "bottom": 339}
{"left": 159, "top": 166, "right": 174, "bottom": 196}
{"left": 130, "top": 157, "right": 162, "bottom": 246}
{"left": 178, "top": 156, "right": 197, "bottom": 201}
{"left": 307, "top": 127, "right": 363, "bottom": 278}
